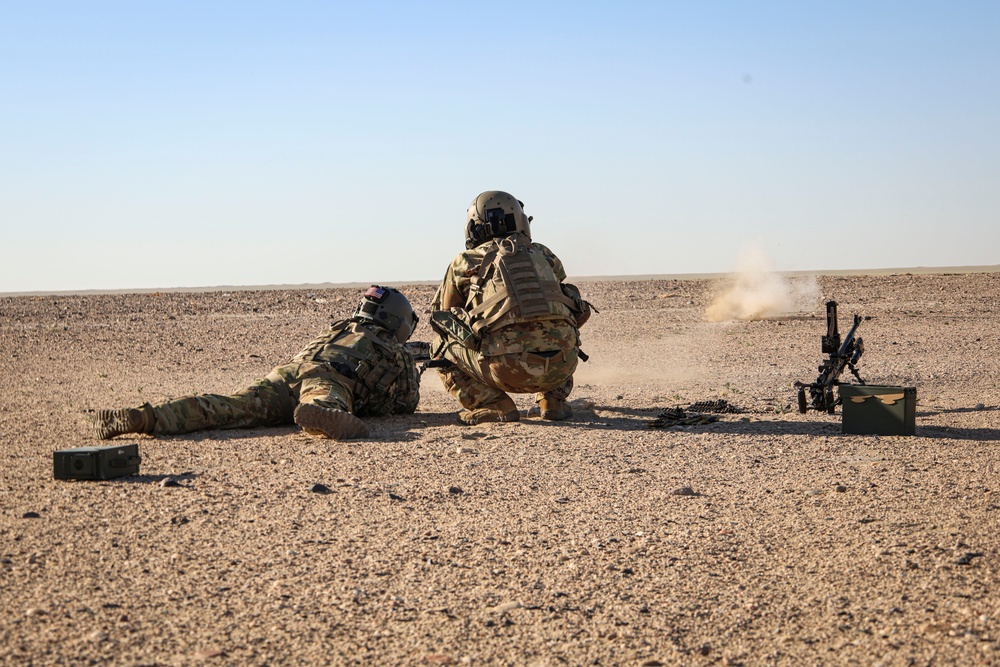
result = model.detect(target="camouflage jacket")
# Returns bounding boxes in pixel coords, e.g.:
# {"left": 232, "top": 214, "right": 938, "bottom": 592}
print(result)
{"left": 291, "top": 320, "right": 420, "bottom": 416}
{"left": 432, "top": 237, "right": 587, "bottom": 356}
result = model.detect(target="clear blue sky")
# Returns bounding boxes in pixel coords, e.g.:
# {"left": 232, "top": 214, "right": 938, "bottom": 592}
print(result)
{"left": 2, "top": 1, "right": 998, "bottom": 292}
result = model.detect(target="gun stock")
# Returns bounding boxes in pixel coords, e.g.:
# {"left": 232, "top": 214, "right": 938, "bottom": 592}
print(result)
{"left": 403, "top": 341, "right": 451, "bottom": 374}
{"left": 403, "top": 341, "right": 432, "bottom": 362}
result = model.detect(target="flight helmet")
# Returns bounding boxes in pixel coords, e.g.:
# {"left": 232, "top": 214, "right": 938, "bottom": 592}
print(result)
{"left": 464, "top": 190, "right": 531, "bottom": 249}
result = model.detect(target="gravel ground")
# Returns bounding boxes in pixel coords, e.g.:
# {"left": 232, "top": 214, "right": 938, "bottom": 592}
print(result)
{"left": 1, "top": 272, "right": 998, "bottom": 666}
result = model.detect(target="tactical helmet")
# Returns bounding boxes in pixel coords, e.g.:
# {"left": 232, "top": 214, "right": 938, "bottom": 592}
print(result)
{"left": 353, "top": 285, "right": 418, "bottom": 343}
{"left": 465, "top": 191, "right": 531, "bottom": 249}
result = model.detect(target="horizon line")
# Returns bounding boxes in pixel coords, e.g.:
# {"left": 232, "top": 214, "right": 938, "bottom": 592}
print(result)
{"left": 3, "top": 264, "right": 998, "bottom": 298}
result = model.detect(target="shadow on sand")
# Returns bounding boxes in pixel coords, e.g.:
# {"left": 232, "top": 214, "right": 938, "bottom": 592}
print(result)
{"left": 134, "top": 407, "right": 999, "bottom": 445}
{"left": 917, "top": 405, "right": 997, "bottom": 416}
{"left": 519, "top": 407, "right": 1000, "bottom": 442}
{"left": 107, "top": 471, "right": 200, "bottom": 485}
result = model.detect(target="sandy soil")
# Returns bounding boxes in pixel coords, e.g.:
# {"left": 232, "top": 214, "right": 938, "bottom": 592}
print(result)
{"left": 1, "top": 272, "right": 998, "bottom": 666}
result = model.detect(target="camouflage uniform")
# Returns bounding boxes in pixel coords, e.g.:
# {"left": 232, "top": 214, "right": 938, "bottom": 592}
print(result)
{"left": 431, "top": 238, "right": 584, "bottom": 411}
{"left": 146, "top": 320, "right": 419, "bottom": 435}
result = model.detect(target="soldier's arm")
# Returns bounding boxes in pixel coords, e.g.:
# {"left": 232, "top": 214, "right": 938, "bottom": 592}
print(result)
{"left": 562, "top": 282, "right": 592, "bottom": 328}
{"left": 532, "top": 242, "right": 592, "bottom": 327}
{"left": 430, "top": 270, "right": 448, "bottom": 311}
{"left": 391, "top": 349, "right": 420, "bottom": 414}
{"left": 432, "top": 256, "right": 472, "bottom": 312}
{"left": 533, "top": 243, "right": 568, "bottom": 282}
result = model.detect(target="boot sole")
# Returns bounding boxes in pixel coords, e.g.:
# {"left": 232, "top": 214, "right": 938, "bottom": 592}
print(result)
{"left": 294, "top": 403, "right": 369, "bottom": 440}
{"left": 541, "top": 409, "right": 573, "bottom": 421}
{"left": 458, "top": 410, "right": 521, "bottom": 426}
{"left": 94, "top": 409, "right": 137, "bottom": 439}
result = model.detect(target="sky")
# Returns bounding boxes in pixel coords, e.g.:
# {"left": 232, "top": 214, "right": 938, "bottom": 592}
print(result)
{"left": 2, "top": 1, "right": 998, "bottom": 293}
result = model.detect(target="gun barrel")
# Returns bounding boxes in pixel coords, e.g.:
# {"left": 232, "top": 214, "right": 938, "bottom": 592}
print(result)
{"left": 838, "top": 314, "right": 862, "bottom": 357}
{"left": 822, "top": 301, "right": 841, "bottom": 354}
{"left": 825, "top": 300, "right": 839, "bottom": 340}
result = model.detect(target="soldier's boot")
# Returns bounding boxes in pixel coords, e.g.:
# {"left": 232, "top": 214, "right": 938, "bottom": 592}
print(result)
{"left": 95, "top": 405, "right": 154, "bottom": 439}
{"left": 538, "top": 396, "right": 573, "bottom": 421}
{"left": 294, "top": 403, "right": 369, "bottom": 440}
{"left": 458, "top": 395, "right": 520, "bottom": 425}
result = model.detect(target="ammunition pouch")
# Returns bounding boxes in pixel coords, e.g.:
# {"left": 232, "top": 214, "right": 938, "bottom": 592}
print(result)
{"left": 429, "top": 309, "right": 481, "bottom": 351}
{"left": 355, "top": 357, "right": 402, "bottom": 405}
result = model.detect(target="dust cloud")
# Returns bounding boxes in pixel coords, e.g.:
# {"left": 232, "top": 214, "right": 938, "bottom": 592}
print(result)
{"left": 706, "top": 244, "right": 819, "bottom": 322}
{"left": 573, "top": 322, "right": 720, "bottom": 391}
{"left": 574, "top": 357, "right": 702, "bottom": 387}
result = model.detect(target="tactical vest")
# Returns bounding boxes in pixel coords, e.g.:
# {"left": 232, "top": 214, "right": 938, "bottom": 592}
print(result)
{"left": 292, "top": 320, "right": 408, "bottom": 409}
{"left": 464, "top": 235, "right": 578, "bottom": 335}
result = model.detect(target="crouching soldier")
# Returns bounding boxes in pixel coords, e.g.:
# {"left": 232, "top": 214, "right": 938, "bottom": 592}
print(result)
{"left": 95, "top": 286, "right": 420, "bottom": 441}
{"left": 430, "top": 191, "right": 592, "bottom": 425}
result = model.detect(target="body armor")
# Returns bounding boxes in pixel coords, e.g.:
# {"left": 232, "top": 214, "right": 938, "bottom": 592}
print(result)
{"left": 464, "top": 234, "right": 577, "bottom": 335}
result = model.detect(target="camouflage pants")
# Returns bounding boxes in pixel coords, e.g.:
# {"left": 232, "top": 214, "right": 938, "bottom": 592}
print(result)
{"left": 149, "top": 361, "right": 355, "bottom": 435}
{"left": 434, "top": 327, "right": 578, "bottom": 411}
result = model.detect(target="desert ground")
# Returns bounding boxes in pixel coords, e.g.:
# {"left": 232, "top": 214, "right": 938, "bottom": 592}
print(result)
{"left": 1, "top": 271, "right": 998, "bottom": 666}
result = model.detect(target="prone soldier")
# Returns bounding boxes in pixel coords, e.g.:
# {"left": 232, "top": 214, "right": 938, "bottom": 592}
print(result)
{"left": 430, "top": 191, "right": 592, "bottom": 425}
{"left": 94, "top": 286, "right": 420, "bottom": 440}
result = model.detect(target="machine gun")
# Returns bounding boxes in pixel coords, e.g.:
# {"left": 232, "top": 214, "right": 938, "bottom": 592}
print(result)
{"left": 403, "top": 341, "right": 452, "bottom": 374}
{"left": 794, "top": 300, "right": 865, "bottom": 413}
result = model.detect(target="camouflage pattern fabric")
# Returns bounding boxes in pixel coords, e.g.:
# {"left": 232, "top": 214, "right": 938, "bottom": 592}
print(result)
{"left": 431, "top": 240, "right": 583, "bottom": 411}
{"left": 433, "top": 240, "right": 568, "bottom": 313}
{"left": 435, "top": 331, "right": 577, "bottom": 410}
{"left": 147, "top": 320, "right": 419, "bottom": 436}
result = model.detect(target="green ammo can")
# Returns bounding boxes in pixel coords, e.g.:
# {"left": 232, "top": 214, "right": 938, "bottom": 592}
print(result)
{"left": 839, "top": 385, "right": 917, "bottom": 436}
